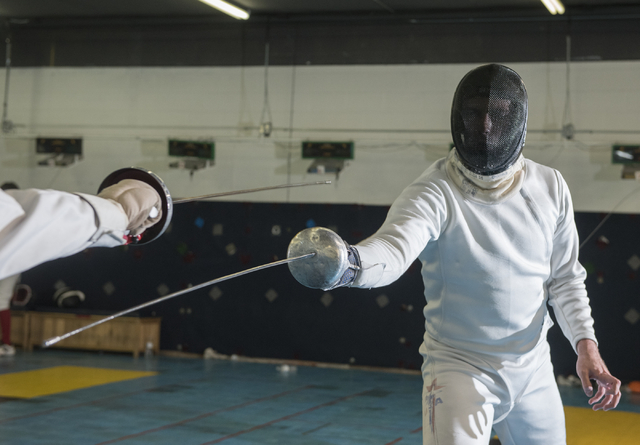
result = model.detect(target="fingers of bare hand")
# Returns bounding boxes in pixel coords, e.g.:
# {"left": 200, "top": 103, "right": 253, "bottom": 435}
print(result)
{"left": 599, "top": 372, "right": 620, "bottom": 384}
{"left": 588, "top": 386, "right": 606, "bottom": 406}
{"left": 609, "top": 377, "right": 622, "bottom": 395}
{"left": 589, "top": 377, "right": 622, "bottom": 411}
{"left": 599, "top": 380, "right": 622, "bottom": 411}
{"left": 607, "top": 391, "right": 622, "bottom": 411}
{"left": 592, "top": 394, "right": 614, "bottom": 411}
{"left": 599, "top": 376, "right": 622, "bottom": 394}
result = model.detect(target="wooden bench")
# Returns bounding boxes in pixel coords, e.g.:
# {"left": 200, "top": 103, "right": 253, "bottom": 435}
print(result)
{"left": 0, "top": 310, "right": 30, "bottom": 348}
{"left": 10, "top": 311, "right": 161, "bottom": 358}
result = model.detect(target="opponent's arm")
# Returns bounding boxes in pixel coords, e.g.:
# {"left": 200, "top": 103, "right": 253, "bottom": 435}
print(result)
{"left": 0, "top": 180, "right": 161, "bottom": 279}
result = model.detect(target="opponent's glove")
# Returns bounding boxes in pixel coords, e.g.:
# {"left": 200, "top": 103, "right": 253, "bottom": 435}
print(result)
{"left": 287, "top": 227, "right": 361, "bottom": 291}
{"left": 97, "top": 179, "right": 162, "bottom": 236}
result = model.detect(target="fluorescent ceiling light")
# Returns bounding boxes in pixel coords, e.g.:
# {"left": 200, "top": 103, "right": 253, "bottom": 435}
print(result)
{"left": 540, "top": 0, "right": 565, "bottom": 15}
{"left": 550, "top": 0, "right": 565, "bottom": 14}
{"left": 199, "top": 0, "right": 250, "bottom": 20}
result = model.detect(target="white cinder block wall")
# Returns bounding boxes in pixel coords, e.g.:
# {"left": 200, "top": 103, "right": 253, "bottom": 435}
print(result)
{"left": 1, "top": 61, "right": 639, "bottom": 212}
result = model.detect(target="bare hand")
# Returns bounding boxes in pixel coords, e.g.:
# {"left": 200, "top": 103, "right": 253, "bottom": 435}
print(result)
{"left": 576, "top": 339, "right": 621, "bottom": 411}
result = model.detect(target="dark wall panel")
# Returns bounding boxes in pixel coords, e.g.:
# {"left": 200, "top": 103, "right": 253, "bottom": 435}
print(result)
{"left": 22, "top": 201, "right": 425, "bottom": 370}
{"left": 568, "top": 212, "right": 640, "bottom": 382}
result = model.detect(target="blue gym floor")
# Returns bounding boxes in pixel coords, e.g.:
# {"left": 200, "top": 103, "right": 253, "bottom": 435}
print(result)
{"left": 1, "top": 350, "right": 639, "bottom": 444}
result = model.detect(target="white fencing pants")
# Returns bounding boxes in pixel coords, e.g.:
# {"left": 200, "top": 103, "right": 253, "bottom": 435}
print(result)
{"left": 420, "top": 336, "right": 566, "bottom": 445}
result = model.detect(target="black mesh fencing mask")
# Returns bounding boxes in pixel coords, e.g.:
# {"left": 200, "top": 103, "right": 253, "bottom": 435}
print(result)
{"left": 451, "top": 64, "right": 528, "bottom": 176}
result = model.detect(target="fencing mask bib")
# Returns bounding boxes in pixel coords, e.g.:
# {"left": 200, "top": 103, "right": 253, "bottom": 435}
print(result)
{"left": 451, "top": 64, "right": 528, "bottom": 176}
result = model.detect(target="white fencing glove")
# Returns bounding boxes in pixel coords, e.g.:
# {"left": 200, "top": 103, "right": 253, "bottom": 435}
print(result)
{"left": 324, "top": 243, "right": 361, "bottom": 290}
{"left": 98, "top": 179, "right": 162, "bottom": 236}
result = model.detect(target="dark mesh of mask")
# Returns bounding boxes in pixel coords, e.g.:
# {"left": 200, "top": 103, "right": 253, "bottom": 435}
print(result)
{"left": 450, "top": 64, "right": 528, "bottom": 176}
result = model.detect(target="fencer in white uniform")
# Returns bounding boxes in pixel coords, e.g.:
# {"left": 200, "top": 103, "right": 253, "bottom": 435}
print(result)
{"left": 0, "top": 179, "right": 163, "bottom": 280}
{"left": 289, "top": 64, "right": 621, "bottom": 445}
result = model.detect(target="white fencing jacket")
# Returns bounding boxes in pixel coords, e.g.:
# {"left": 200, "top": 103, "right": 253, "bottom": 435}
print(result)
{"left": 353, "top": 155, "right": 596, "bottom": 357}
{"left": 0, "top": 189, "right": 127, "bottom": 280}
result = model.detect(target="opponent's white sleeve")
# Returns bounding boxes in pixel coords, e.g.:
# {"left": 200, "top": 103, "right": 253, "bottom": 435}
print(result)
{"left": 353, "top": 169, "right": 448, "bottom": 288}
{"left": 546, "top": 172, "right": 597, "bottom": 352}
{"left": 0, "top": 189, "right": 128, "bottom": 280}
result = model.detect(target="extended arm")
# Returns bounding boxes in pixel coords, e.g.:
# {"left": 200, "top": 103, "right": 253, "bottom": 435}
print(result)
{"left": 287, "top": 170, "right": 448, "bottom": 291}
{"left": 0, "top": 180, "right": 161, "bottom": 279}
{"left": 353, "top": 175, "right": 448, "bottom": 288}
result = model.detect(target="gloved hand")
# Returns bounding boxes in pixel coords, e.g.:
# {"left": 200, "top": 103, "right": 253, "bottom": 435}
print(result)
{"left": 287, "top": 227, "right": 361, "bottom": 291}
{"left": 327, "top": 244, "right": 361, "bottom": 290}
{"left": 97, "top": 179, "right": 162, "bottom": 236}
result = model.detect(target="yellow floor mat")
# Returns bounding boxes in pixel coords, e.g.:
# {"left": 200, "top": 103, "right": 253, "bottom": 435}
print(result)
{"left": 0, "top": 365, "right": 157, "bottom": 399}
{"left": 566, "top": 406, "right": 640, "bottom": 445}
